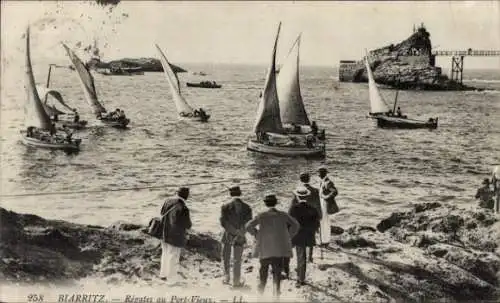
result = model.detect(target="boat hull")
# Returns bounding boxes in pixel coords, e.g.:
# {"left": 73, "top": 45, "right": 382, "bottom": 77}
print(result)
{"left": 21, "top": 135, "right": 81, "bottom": 152}
{"left": 374, "top": 115, "right": 438, "bottom": 129}
{"left": 99, "top": 118, "right": 130, "bottom": 128}
{"left": 186, "top": 83, "right": 221, "bottom": 89}
{"left": 179, "top": 114, "right": 210, "bottom": 123}
{"left": 247, "top": 139, "right": 325, "bottom": 158}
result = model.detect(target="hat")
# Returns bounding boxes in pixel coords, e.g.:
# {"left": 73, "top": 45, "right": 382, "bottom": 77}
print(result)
{"left": 299, "top": 172, "right": 310, "bottom": 182}
{"left": 318, "top": 166, "right": 328, "bottom": 173}
{"left": 263, "top": 194, "right": 278, "bottom": 206}
{"left": 229, "top": 186, "right": 242, "bottom": 196}
{"left": 294, "top": 186, "right": 311, "bottom": 202}
{"left": 483, "top": 178, "right": 490, "bottom": 185}
{"left": 177, "top": 187, "right": 190, "bottom": 197}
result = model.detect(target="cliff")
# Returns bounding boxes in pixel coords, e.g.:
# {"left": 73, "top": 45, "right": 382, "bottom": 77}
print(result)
{"left": 87, "top": 57, "right": 188, "bottom": 73}
{"left": 338, "top": 26, "right": 479, "bottom": 91}
{"left": 1, "top": 203, "right": 499, "bottom": 302}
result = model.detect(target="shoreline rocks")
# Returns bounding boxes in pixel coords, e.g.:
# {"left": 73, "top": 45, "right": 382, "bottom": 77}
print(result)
{"left": 1, "top": 203, "right": 499, "bottom": 302}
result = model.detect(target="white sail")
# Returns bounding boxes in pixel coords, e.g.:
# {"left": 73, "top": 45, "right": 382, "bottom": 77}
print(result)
{"left": 365, "top": 55, "right": 390, "bottom": 114}
{"left": 62, "top": 43, "right": 107, "bottom": 115}
{"left": 253, "top": 22, "right": 284, "bottom": 134}
{"left": 25, "top": 27, "right": 54, "bottom": 132}
{"left": 277, "top": 34, "right": 310, "bottom": 126}
{"left": 155, "top": 44, "right": 194, "bottom": 115}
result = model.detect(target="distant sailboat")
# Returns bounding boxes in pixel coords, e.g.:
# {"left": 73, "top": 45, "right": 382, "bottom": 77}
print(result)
{"left": 62, "top": 44, "right": 130, "bottom": 128}
{"left": 365, "top": 54, "right": 438, "bottom": 129}
{"left": 155, "top": 44, "right": 210, "bottom": 122}
{"left": 39, "top": 64, "right": 88, "bottom": 130}
{"left": 247, "top": 22, "right": 325, "bottom": 158}
{"left": 277, "top": 33, "right": 325, "bottom": 140}
{"left": 21, "top": 27, "right": 81, "bottom": 152}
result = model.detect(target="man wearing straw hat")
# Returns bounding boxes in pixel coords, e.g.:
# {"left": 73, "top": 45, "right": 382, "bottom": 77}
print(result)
{"left": 288, "top": 186, "right": 320, "bottom": 287}
{"left": 220, "top": 186, "right": 253, "bottom": 287}
{"left": 291, "top": 172, "right": 322, "bottom": 263}
{"left": 246, "top": 194, "right": 299, "bottom": 298}
{"left": 160, "top": 187, "right": 192, "bottom": 282}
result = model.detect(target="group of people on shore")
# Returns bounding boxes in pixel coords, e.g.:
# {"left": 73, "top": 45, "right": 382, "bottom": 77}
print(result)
{"left": 154, "top": 167, "right": 339, "bottom": 298}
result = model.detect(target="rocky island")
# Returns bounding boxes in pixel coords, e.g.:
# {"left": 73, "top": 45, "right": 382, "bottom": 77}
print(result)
{"left": 1, "top": 202, "right": 499, "bottom": 302}
{"left": 86, "top": 57, "right": 187, "bottom": 73}
{"left": 338, "top": 24, "right": 480, "bottom": 91}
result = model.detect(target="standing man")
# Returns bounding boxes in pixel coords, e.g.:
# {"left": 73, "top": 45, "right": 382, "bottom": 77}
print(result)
{"left": 220, "top": 186, "right": 253, "bottom": 288}
{"left": 160, "top": 187, "right": 192, "bottom": 282}
{"left": 246, "top": 194, "right": 299, "bottom": 298}
{"left": 291, "top": 173, "right": 321, "bottom": 262}
{"left": 475, "top": 178, "right": 494, "bottom": 210}
{"left": 289, "top": 187, "right": 320, "bottom": 287}
{"left": 318, "top": 167, "right": 339, "bottom": 246}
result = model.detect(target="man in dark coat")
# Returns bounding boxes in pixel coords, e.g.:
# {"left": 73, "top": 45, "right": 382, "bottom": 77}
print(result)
{"left": 246, "top": 194, "right": 299, "bottom": 298}
{"left": 289, "top": 187, "right": 320, "bottom": 287}
{"left": 220, "top": 186, "right": 253, "bottom": 287}
{"left": 160, "top": 187, "right": 192, "bottom": 281}
{"left": 291, "top": 173, "right": 321, "bottom": 262}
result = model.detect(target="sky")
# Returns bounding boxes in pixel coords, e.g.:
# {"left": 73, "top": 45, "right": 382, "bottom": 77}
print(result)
{"left": 1, "top": 1, "right": 500, "bottom": 68}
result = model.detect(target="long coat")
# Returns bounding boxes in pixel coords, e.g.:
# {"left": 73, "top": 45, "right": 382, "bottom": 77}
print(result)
{"left": 220, "top": 198, "right": 253, "bottom": 245}
{"left": 245, "top": 208, "right": 299, "bottom": 259}
{"left": 289, "top": 202, "right": 320, "bottom": 247}
{"left": 161, "top": 196, "right": 192, "bottom": 248}
{"left": 320, "top": 176, "right": 339, "bottom": 214}
{"left": 291, "top": 183, "right": 322, "bottom": 219}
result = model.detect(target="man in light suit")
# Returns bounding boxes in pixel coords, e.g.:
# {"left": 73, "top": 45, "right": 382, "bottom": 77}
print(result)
{"left": 160, "top": 187, "right": 192, "bottom": 282}
{"left": 318, "top": 167, "right": 338, "bottom": 246}
{"left": 246, "top": 194, "right": 299, "bottom": 298}
{"left": 220, "top": 186, "right": 253, "bottom": 287}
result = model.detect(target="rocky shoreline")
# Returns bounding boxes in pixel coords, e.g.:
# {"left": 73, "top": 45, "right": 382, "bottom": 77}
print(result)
{"left": 1, "top": 202, "right": 499, "bottom": 302}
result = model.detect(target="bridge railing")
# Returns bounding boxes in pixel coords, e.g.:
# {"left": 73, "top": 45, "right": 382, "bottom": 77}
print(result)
{"left": 432, "top": 50, "right": 500, "bottom": 56}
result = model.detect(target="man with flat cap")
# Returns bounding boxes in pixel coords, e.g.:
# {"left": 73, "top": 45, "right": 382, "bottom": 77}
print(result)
{"left": 318, "top": 167, "right": 339, "bottom": 245}
{"left": 246, "top": 194, "right": 299, "bottom": 298}
{"left": 291, "top": 172, "right": 322, "bottom": 262}
{"left": 160, "top": 187, "right": 192, "bottom": 282}
{"left": 220, "top": 186, "right": 253, "bottom": 287}
{"left": 289, "top": 186, "right": 320, "bottom": 287}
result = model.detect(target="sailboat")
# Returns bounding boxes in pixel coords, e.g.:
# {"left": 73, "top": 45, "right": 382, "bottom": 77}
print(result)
{"left": 365, "top": 54, "right": 438, "bottom": 129}
{"left": 62, "top": 44, "right": 130, "bottom": 128}
{"left": 277, "top": 33, "right": 325, "bottom": 140}
{"left": 155, "top": 44, "right": 210, "bottom": 122}
{"left": 247, "top": 22, "right": 325, "bottom": 158}
{"left": 39, "top": 64, "right": 88, "bottom": 130}
{"left": 21, "top": 27, "right": 82, "bottom": 152}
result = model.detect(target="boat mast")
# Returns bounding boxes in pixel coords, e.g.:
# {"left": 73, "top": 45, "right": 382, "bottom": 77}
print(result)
{"left": 44, "top": 64, "right": 56, "bottom": 103}
{"left": 392, "top": 73, "right": 401, "bottom": 113}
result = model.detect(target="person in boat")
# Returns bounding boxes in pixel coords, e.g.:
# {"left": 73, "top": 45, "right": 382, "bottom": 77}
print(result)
{"left": 49, "top": 124, "right": 56, "bottom": 136}
{"left": 305, "top": 136, "right": 314, "bottom": 148}
{"left": 118, "top": 109, "right": 126, "bottom": 120}
{"left": 245, "top": 194, "right": 299, "bottom": 298}
{"left": 310, "top": 121, "right": 318, "bottom": 136}
{"left": 198, "top": 108, "right": 207, "bottom": 119}
{"left": 62, "top": 125, "right": 73, "bottom": 143}
{"left": 220, "top": 186, "right": 253, "bottom": 288}
{"left": 386, "top": 110, "right": 393, "bottom": 117}
{"left": 475, "top": 178, "right": 494, "bottom": 210}
{"left": 26, "top": 126, "right": 34, "bottom": 138}
{"left": 317, "top": 129, "right": 326, "bottom": 141}
{"left": 53, "top": 114, "right": 59, "bottom": 122}
{"left": 73, "top": 109, "right": 80, "bottom": 123}
{"left": 396, "top": 107, "right": 402, "bottom": 117}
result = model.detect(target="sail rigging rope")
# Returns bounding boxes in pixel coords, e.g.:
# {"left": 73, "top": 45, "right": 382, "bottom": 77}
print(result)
{"left": 0, "top": 177, "right": 267, "bottom": 199}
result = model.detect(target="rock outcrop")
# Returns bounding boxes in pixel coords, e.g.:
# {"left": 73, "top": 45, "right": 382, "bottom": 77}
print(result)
{"left": 338, "top": 25, "right": 480, "bottom": 91}
{"left": 86, "top": 57, "right": 187, "bottom": 73}
{"left": 1, "top": 203, "right": 499, "bottom": 302}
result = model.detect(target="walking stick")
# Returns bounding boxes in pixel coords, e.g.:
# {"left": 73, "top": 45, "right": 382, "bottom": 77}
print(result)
{"left": 318, "top": 225, "right": 324, "bottom": 260}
